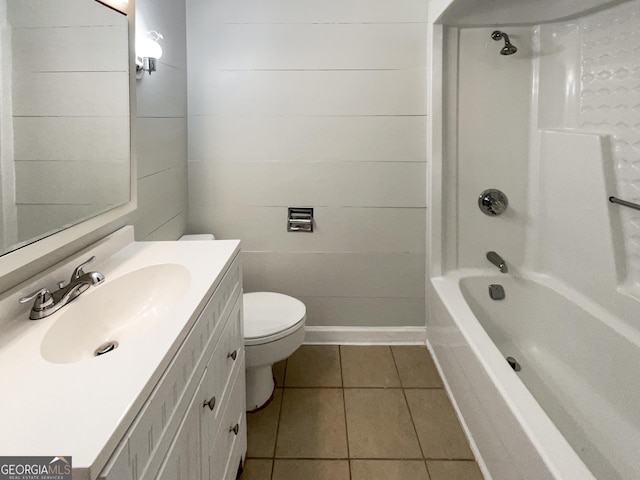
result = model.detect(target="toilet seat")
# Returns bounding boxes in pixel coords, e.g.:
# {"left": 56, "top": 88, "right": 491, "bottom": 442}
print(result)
{"left": 243, "top": 292, "right": 306, "bottom": 346}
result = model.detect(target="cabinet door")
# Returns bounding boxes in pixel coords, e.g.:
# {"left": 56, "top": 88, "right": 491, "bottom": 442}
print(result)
{"left": 156, "top": 373, "right": 205, "bottom": 480}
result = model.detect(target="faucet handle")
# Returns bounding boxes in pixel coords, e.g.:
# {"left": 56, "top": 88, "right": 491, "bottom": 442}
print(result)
{"left": 19, "top": 287, "right": 54, "bottom": 311}
{"left": 71, "top": 255, "right": 96, "bottom": 280}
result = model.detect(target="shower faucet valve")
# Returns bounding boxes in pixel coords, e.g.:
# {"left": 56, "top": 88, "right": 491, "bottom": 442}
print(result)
{"left": 479, "top": 189, "right": 508, "bottom": 216}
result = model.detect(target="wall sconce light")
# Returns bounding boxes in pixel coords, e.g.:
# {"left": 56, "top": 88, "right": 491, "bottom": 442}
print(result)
{"left": 136, "top": 31, "right": 163, "bottom": 75}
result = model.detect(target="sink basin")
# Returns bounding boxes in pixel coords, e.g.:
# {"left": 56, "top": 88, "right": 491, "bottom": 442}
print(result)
{"left": 40, "top": 263, "right": 191, "bottom": 364}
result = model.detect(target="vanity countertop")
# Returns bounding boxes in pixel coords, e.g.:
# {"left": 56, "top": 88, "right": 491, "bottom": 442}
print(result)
{"left": 0, "top": 234, "right": 240, "bottom": 480}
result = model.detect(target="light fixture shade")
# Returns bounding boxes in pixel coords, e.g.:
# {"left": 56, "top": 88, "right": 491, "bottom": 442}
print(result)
{"left": 136, "top": 31, "right": 164, "bottom": 76}
{"left": 137, "top": 36, "right": 163, "bottom": 60}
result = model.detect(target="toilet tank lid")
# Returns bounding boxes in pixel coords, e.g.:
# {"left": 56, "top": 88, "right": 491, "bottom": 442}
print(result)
{"left": 243, "top": 292, "right": 306, "bottom": 339}
{"left": 179, "top": 234, "right": 215, "bottom": 241}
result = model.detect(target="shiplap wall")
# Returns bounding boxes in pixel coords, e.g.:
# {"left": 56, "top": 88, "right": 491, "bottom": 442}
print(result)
{"left": 134, "top": 0, "right": 188, "bottom": 240}
{"left": 9, "top": 0, "right": 129, "bottom": 242}
{"left": 186, "top": 0, "right": 428, "bottom": 327}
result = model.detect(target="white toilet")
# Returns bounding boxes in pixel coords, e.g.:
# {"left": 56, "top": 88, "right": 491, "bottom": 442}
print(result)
{"left": 243, "top": 291, "right": 306, "bottom": 410}
{"left": 179, "top": 235, "right": 306, "bottom": 411}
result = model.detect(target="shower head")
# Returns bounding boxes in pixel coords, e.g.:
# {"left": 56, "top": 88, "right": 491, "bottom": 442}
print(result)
{"left": 500, "top": 43, "right": 518, "bottom": 56}
{"left": 491, "top": 30, "right": 518, "bottom": 56}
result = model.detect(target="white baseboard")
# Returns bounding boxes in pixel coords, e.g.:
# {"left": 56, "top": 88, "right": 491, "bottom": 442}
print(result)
{"left": 303, "top": 326, "right": 427, "bottom": 345}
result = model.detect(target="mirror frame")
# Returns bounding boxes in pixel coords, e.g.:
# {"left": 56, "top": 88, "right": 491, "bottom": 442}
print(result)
{"left": 0, "top": 0, "right": 136, "bottom": 284}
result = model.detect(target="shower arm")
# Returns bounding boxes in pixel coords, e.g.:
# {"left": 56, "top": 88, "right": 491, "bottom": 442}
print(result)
{"left": 491, "top": 31, "right": 512, "bottom": 44}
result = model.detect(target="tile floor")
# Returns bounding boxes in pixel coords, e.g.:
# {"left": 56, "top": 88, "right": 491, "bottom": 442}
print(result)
{"left": 239, "top": 345, "right": 484, "bottom": 480}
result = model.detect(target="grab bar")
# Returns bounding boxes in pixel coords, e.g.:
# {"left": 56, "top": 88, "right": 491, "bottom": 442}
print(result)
{"left": 609, "top": 196, "right": 640, "bottom": 212}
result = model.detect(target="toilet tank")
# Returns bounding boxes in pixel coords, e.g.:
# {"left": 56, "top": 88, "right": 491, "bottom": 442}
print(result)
{"left": 179, "top": 234, "right": 215, "bottom": 241}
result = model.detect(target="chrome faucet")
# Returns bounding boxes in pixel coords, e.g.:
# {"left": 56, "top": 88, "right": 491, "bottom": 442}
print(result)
{"left": 19, "top": 256, "right": 105, "bottom": 320}
{"left": 486, "top": 251, "right": 508, "bottom": 273}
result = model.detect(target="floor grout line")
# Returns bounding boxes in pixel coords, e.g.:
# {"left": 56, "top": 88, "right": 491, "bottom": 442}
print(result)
{"left": 253, "top": 456, "right": 432, "bottom": 460}
{"left": 270, "top": 360, "right": 288, "bottom": 480}
{"left": 338, "top": 345, "right": 353, "bottom": 480}
{"left": 390, "top": 346, "right": 433, "bottom": 478}
{"left": 246, "top": 455, "right": 477, "bottom": 461}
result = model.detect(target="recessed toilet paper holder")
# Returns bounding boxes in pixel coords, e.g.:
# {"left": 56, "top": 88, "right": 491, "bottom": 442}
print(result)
{"left": 288, "top": 207, "right": 314, "bottom": 232}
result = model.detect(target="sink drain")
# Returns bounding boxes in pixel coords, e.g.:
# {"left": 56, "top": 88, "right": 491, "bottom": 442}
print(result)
{"left": 95, "top": 341, "right": 118, "bottom": 357}
{"left": 506, "top": 356, "right": 521, "bottom": 372}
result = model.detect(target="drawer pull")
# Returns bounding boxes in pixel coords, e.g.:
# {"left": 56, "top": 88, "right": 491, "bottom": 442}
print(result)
{"left": 203, "top": 396, "right": 216, "bottom": 411}
{"left": 227, "top": 350, "right": 237, "bottom": 361}
{"left": 230, "top": 423, "right": 239, "bottom": 435}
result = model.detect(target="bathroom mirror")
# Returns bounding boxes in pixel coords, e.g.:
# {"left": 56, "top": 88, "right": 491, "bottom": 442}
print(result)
{"left": 0, "top": 0, "right": 131, "bottom": 258}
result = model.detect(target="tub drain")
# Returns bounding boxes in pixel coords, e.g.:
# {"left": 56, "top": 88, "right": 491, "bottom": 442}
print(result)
{"left": 506, "top": 356, "right": 521, "bottom": 372}
{"left": 95, "top": 341, "right": 118, "bottom": 357}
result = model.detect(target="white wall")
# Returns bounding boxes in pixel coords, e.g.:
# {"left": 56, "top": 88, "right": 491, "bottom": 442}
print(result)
{"left": 133, "top": 0, "right": 188, "bottom": 241}
{"left": 186, "top": 0, "right": 428, "bottom": 327}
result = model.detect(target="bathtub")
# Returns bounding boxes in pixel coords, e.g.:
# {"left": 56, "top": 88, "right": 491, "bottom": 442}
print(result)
{"left": 428, "top": 270, "right": 640, "bottom": 480}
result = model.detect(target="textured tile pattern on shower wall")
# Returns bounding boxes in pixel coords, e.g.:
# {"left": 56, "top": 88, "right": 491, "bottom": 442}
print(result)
{"left": 579, "top": 0, "right": 640, "bottom": 281}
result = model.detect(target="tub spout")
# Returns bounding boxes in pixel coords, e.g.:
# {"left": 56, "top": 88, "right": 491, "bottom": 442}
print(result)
{"left": 487, "top": 251, "right": 508, "bottom": 273}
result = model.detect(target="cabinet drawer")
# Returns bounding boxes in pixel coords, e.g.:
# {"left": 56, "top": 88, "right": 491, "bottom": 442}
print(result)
{"left": 99, "top": 259, "right": 241, "bottom": 480}
{"left": 207, "top": 364, "right": 246, "bottom": 480}
{"left": 200, "top": 295, "right": 243, "bottom": 441}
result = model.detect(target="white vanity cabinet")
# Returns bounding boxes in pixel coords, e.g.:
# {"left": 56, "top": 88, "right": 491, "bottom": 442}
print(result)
{"left": 99, "top": 254, "right": 246, "bottom": 480}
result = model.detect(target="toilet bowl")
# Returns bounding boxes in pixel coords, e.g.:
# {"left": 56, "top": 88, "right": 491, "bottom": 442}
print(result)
{"left": 179, "top": 235, "right": 306, "bottom": 411}
{"left": 244, "top": 292, "right": 306, "bottom": 410}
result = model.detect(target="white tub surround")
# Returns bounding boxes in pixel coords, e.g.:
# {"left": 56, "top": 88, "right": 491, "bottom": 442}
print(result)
{"left": 427, "top": 0, "right": 640, "bottom": 479}
{"left": 0, "top": 227, "right": 245, "bottom": 480}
